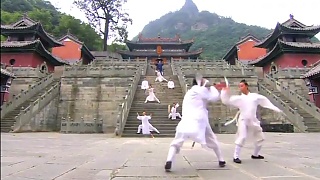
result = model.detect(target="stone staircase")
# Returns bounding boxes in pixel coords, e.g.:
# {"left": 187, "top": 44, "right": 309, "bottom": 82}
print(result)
{"left": 258, "top": 80, "right": 320, "bottom": 132}
{"left": 1, "top": 79, "right": 59, "bottom": 132}
{"left": 122, "top": 64, "right": 184, "bottom": 137}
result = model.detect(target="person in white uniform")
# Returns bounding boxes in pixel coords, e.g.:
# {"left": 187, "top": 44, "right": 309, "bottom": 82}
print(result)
{"left": 167, "top": 79, "right": 175, "bottom": 89}
{"left": 168, "top": 102, "right": 182, "bottom": 120}
{"left": 164, "top": 77, "right": 226, "bottom": 172}
{"left": 144, "top": 85, "right": 161, "bottom": 103}
{"left": 141, "top": 77, "right": 149, "bottom": 92}
{"left": 155, "top": 70, "right": 168, "bottom": 82}
{"left": 221, "top": 79, "right": 283, "bottom": 164}
{"left": 136, "top": 112, "right": 160, "bottom": 134}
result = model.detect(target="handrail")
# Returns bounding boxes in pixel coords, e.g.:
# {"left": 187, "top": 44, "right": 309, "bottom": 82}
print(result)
{"left": 264, "top": 74, "right": 320, "bottom": 121}
{"left": 258, "top": 83, "right": 307, "bottom": 132}
{"left": 171, "top": 61, "right": 190, "bottom": 95}
{"left": 1, "top": 74, "right": 55, "bottom": 119}
{"left": 115, "top": 61, "right": 147, "bottom": 136}
{"left": 11, "top": 81, "right": 61, "bottom": 132}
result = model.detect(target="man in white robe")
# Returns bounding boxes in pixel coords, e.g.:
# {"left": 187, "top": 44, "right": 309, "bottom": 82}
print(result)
{"left": 141, "top": 77, "right": 149, "bottom": 92}
{"left": 164, "top": 78, "right": 226, "bottom": 172}
{"left": 168, "top": 102, "right": 182, "bottom": 120}
{"left": 136, "top": 112, "right": 160, "bottom": 134}
{"left": 155, "top": 70, "right": 168, "bottom": 82}
{"left": 144, "top": 85, "right": 161, "bottom": 104}
{"left": 221, "top": 79, "right": 283, "bottom": 164}
{"left": 167, "top": 79, "right": 175, "bottom": 89}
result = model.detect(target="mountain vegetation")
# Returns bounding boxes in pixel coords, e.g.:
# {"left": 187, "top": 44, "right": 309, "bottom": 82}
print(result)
{"left": 137, "top": 0, "right": 272, "bottom": 59}
{"left": 0, "top": 0, "right": 127, "bottom": 51}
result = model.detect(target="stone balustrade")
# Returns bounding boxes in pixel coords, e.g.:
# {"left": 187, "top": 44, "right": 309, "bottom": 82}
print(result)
{"left": 258, "top": 83, "right": 307, "bottom": 132}
{"left": 115, "top": 64, "right": 146, "bottom": 136}
{"left": 173, "top": 59, "right": 228, "bottom": 65}
{"left": 62, "top": 65, "right": 144, "bottom": 77}
{"left": 7, "top": 66, "right": 49, "bottom": 78}
{"left": 1, "top": 74, "right": 55, "bottom": 119}
{"left": 180, "top": 65, "right": 256, "bottom": 77}
{"left": 264, "top": 74, "right": 320, "bottom": 121}
{"left": 92, "top": 58, "right": 147, "bottom": 65}
{"left": 60, "top": 117, "right": 103, "bottom": 133}
{"left": 12, "top": 81, "right": 60, "bottom": 132}
{"left": 270, "top": 68, "right": 310, "bottom": 78}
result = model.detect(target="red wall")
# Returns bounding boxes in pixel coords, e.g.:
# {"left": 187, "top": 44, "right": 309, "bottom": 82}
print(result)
{"left": 263, "top": 53, "right": 320, "bottom": 73}
{"left": 52, "top": 39, "right": 82, "bottom": 62}
{"left": 1, "top": 53, "right": 54, "bottom": 72}
{"left": 237, "top": 40, "right": 267, "bottom": 61}
{"left": 310, "top": 79, "right": 320, "bottom": 108}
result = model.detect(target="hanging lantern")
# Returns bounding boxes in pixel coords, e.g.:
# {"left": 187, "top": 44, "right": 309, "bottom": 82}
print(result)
{"left": 156, "top": 45, "right": 162, "bottom": 55}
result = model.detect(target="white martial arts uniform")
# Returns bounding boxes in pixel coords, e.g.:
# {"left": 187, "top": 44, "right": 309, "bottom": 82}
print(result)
{"left": 141, "top": 80, "right": 149, "bottom": 90}
{"left": 168, "top": 103, "right": 182, "bottom": 120}
{"left": 166, "top": 85, "right": 225, "bottom": 163}
{"left": 137, "top": 115, "right": 160, "bottom": 134}
{"left": 220, "top": 91, "right": 282, "bottom": 159}
{"left": 155, "top": 70, "right": 168, "bottom": 82}
{"left": 145, "top": 88, "right": 160, "bottom": 103}
{"left": 167, "top": 81, "right": 175, "bottom": 89}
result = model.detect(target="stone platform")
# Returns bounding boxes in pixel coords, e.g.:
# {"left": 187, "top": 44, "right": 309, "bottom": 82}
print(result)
{"left": 1, "top": 133, "right": 320, "bottom": 180}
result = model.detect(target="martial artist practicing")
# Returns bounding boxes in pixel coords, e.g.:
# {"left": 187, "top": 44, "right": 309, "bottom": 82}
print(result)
{"left": 144, "top": 85, "right": 161, "bottom": 104}
{"left": 168, "top": 102, "right": 182, "bottom": 120}
{"left": 155, "top": 70, "right": 168, "bottom": 82}
{"left": 167, "top": 79, "right": 175, "bottom": 89}
{"left": 141, "top": 77, "right": 149, "bottom": 92}
{"left": 221, "top": 79, "right": 283, "bottom": 164}
{"left": 136, "top": 112, "right": 160, "bottom": 134}
{"left": 164, "top": 76, "right": 226, "bottom": 172}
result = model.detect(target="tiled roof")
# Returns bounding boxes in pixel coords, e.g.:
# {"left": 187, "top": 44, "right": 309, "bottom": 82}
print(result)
{"left": 118, "top": 48, "right": 203, "bottom": 56}
{"left": 1, "top": 41, "right": 38, "bottom": 48}
{"left": 304, "top": 60, "right": 320, "bottom": 78}
{"left": 0, "top": 68, "right": 15, "bottom": 77}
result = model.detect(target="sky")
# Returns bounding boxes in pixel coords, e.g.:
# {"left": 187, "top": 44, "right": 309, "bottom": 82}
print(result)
{"left": 48, "top": 0, "right": 320, "bottom": 40}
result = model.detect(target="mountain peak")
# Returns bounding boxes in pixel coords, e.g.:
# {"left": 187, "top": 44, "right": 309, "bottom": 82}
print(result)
{"left": 180, "top": 0, "right": 198, "bottom": 14}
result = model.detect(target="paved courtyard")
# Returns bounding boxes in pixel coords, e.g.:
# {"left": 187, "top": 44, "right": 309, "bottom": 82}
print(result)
{"left": 1, "top": 133, "right": 320, "bottom": 180}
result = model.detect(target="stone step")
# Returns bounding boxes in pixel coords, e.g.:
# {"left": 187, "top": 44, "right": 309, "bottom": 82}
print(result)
{"left": 121, "top": 133, "right": 175, "bottom": 138}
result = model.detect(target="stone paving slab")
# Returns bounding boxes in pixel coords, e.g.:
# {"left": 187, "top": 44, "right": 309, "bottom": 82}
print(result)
{"left": 1, "top": 133, "right": 320, "bottom": 180}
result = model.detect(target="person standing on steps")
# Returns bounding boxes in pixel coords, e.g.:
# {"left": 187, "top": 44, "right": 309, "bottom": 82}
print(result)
{"left": 220, "top": 79, "right": 284, "bottom": 164}
{"left": 155, "top": 69, "right": 168, "bottom": 82}
{"left": 144, "top": 85, "right": 161, "bottom": 104}
{"left": 156, "top": 59, "right": 164, "bottom": 75}
{"left": 168, "top": 102, "right": 182, "bottom": 120}
{"left": 136, "top": 112, "right": 160, "bottom": 135}
{"left": 164, "top": 76, "right": 226, "bottom": 172}
{"left": 167, "top": 78, "right": 175, "bottom": 89}
{"left": 141, "top": 77, "right": 149, "bottom": 93}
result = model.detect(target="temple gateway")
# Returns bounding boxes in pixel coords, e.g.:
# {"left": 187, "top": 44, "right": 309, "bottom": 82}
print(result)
{"left": 118, "top": 33, "right": 202, "bottom": 64}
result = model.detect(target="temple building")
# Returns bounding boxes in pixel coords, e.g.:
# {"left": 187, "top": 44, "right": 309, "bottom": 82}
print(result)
{"left": 118, "top": 33, "right": 202, "bottom": 63}
{"left": 52, "top": 30, "right": 95, "bottom": 65}
{"left": 0, "top": 14, "right": 66, "bottom": 72}
{"left": 223, "top": 34, "right": 267, "bottom": 65}
{"left": 304, "top": 60, "right": 320, "bottom": 108}
{"left": 0, "top": 64, "right": 15, "bottom": 106}
{"left": 246, "top": 15, "right": 320, "bottom": 74}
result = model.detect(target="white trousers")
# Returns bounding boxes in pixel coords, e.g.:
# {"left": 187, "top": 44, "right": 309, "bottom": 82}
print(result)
{"left": 234, "top": 120, "right": 265, "bottom": 158}
{"left": 168, "top": 113, "right": 182, "bottom": 120}
{"left": 166, "top": 124, "right": 224, "bottom": 162}
{"left": 137, "top": 124, "right": 160, "bottom": 134}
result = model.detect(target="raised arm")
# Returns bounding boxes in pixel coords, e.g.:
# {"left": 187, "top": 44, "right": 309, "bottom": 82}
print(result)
{"left": 256, "top": 94, "right": 282, "bottom": 112}
{"left": 199, "top": 86, "right": 220, "bottom": 102}
{"left": 220, "top": 89, "right": 243, "bottom": 108}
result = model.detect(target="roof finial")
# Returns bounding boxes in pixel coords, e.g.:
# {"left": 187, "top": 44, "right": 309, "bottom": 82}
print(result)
{"left": 158, "top": 33, "right": 160, "bottom": 38}
{"left": 23, "top": 12, "right": 28, "bottom": 19}
{"left": 289, "top": 14, "right": 294, "bottom": 19}
{"left": 67, "top": 29, "right": 71, "bottom": 35}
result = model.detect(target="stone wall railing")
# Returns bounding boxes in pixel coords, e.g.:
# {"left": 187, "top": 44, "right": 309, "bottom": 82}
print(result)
{"left": 92, "top": 58, "right": 148, "bottom": 65}
{"left": 60, "top": 118, "right": 103, "bottom": 133}
{"left": 6, "top": 66, "right": 49, "bottom": 78}
{"left": 180, "top": 66, "right": 256, "bottom": 77}
{"left": 12, "top": 81, "right": 60, "bottom": 132}
{"left": 115, "top": 63, "right": 147, "bottom": 136}
{"left": 171, "top": 62, "right": 190, "bottom": 95}
{"left": 264, "top": 74, "right": 320, "bottom": 121}
{"left": 1, "top": 74, "right": 55, "bottom": 119}
{"left": 62, "top": 65, "right": 142, "bottom": 77}
{"left": 173, "top": 59, "right": 228, "bottom": 65}
{"left": 258, "top": 83, "right": 307, "bottom": 132}
{"left": 271, "top": 68, "right": 311, "bottom": 78}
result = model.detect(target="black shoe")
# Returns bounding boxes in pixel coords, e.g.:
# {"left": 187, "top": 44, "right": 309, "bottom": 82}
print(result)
{"left": 164, "top": 161, "right": 172, "bottom": 172}
{"left": 251, "top": 155, "right": 264, "bottom": 159}
{"left": 233, "top": 158, "right": 242, "bottom": 164}
{"left": 219, "top": 161, "right": 226, "bottom": 167}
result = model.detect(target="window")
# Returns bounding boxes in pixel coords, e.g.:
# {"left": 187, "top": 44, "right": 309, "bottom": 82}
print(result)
{"left": 301, "top": 59, "right": 308, "bottom": 66}
{"left": 9, "top": 59, "right": 15, "bottom": 65}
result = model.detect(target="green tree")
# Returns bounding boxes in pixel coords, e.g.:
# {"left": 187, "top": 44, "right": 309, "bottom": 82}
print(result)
{"left": 73, "top": 0, "right": 132, "bottom": 51}
{"left": 107, "top": 43, "right": 127, "bottom": 52}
